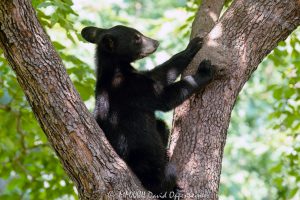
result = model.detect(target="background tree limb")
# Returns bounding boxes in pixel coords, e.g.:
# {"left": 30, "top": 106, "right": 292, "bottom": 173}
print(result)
{"left": 190, "top": 0, "right": 226, "bottom": 39}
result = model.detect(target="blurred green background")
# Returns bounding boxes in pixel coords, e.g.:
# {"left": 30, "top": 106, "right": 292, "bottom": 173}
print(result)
{"left": 0, "top": 0, "right": 299, "bottom": 199}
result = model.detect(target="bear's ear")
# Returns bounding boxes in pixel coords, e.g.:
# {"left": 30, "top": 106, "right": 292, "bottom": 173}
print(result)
{"left": 102, "top": 34, "right": 116, "bottom": 52}
{"left": 81, "top": 26, "right": 106, "bottom": 43}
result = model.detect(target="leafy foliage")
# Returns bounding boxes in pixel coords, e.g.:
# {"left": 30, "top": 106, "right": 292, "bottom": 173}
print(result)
{"left": 264, "top": 28, "right": 300, "bottom": 199}
{"left": 220, "top": 28, "right": 300, "bottom": 200}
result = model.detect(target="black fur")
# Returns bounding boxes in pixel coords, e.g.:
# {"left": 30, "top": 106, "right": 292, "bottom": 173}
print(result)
{"left": 81, "top": 25, "right": 215, "bottom": 198}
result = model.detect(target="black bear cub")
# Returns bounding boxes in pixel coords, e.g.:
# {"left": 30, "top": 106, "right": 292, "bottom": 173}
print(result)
{"left": 81, "top": 25, "right": 215, "bottom": 198}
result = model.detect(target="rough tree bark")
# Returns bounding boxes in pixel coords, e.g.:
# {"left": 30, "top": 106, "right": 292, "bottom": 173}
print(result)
{"left": 190, "top": 0, "right": 226, "bottom": 39}
{"left": 0, "top": 0, "right": 146, "bottom": 199}
{"left": 171, "top": 0, "right": 300, "bottom": 199}
{"left": 0, "top": 0, "right": 299, "bottom": 200}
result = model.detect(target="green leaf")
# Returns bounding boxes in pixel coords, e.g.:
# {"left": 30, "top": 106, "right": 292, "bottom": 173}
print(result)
{"left": 288, "top": 188, "right": 298, "bottom": 198}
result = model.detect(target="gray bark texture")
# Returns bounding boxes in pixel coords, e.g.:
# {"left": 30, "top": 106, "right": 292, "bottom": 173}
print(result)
{"left": 171, "top": 0, "right": 300, "bottom": 199}
{"left": 0, "top": 0, "right": 299, "bottom": 199}
{"left": 0, "top": 0, "right": 146, "bottom": 199}
{"left": 191, "top": 0, "right": 226, "bottom": 39}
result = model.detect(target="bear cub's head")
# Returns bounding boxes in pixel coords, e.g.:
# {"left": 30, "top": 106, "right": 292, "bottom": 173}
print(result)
{"left": 81, "top": 25, "right": 159, "bottom": 62}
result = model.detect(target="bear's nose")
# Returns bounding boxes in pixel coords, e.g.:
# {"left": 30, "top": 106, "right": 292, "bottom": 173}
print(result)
{"left": 153, "top": 40, "right": 159, "bottom": 48}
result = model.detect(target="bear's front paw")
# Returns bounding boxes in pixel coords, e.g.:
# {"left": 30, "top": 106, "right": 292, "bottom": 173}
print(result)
{"left": 184, "top": 37, "right": 204, "bottom": 58}
{"left": 197, "top": 59, "right": 216, "bottom": 81}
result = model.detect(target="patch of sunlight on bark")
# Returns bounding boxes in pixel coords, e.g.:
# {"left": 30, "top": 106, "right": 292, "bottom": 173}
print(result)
{"left": 207, "top": 24, "right": 223, "bottom": 47}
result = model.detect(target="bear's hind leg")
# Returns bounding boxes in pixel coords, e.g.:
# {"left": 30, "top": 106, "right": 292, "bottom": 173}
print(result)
{"left": 156, "top": 119, "right": 170, "bottom": 148}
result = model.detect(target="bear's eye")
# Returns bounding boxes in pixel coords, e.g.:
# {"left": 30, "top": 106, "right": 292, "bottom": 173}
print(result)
{"left": 134, "top": 34, "right": 142, "bottom": 44}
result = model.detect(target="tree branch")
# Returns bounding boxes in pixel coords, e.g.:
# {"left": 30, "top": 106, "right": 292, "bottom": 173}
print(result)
{"left": 171, "top": 0, "right": 300, "bottom": 199}
{"left": 171, "top": 0, "right": 226, "bottom": 155}
{"left": 191, "top": 0, "right": 226, "bottom": 39}
{"left": 0, "top": 0, "right": 146, "bottom": 199}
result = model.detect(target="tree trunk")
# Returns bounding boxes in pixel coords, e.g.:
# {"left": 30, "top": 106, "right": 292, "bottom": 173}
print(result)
{"left": 171, "top": 0, "right": 300, "bottom": 199}
{"left": 0, "top": 0, "right": 146, "bottom": 199}
{"left": 0, "top": 0, "right": 299, "bottom": 199}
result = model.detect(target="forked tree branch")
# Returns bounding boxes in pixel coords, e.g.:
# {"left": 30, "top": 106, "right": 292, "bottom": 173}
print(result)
{"left": 0, "top": 0, "right": 300, "bottom": 199}
{"left": 171, "top": 0, "right": 300, "bottom": 199}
